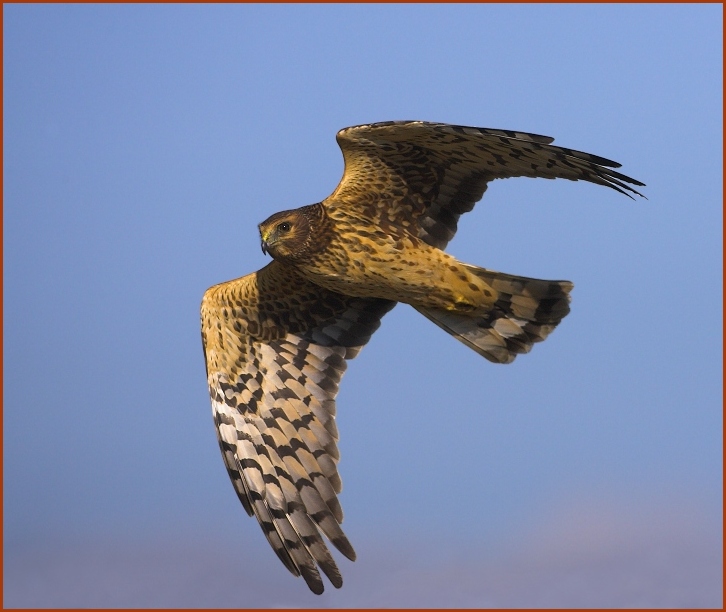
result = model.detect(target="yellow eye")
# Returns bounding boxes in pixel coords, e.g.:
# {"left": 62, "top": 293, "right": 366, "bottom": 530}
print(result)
{"left": 278, "top": 222, "right": 291, "bottom": 233}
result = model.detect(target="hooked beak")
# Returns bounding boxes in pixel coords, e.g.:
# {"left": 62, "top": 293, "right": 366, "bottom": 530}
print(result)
{"left": 260, "top": 227, "right": 271, "bottom": 256}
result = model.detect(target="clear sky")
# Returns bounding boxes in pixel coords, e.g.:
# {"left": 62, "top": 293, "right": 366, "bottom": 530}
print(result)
{"left": 3, "top": 3, "right": 722, "bottom": 607}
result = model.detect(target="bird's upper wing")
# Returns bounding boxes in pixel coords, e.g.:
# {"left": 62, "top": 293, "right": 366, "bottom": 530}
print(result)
{"left": 201, "top": 261, "right": 394, "bottom": 594}
{"left": 326, "top": 120, "right": 645, "bottom": 249}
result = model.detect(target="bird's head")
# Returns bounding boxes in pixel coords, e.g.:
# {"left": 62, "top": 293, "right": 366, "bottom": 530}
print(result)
{"left": 258, "top": 207, "right": 316, "bottom": 263}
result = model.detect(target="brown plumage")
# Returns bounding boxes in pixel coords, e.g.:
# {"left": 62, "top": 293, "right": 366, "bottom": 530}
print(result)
{"left": 200, "top": 121, "right": 645, "bottom": 594}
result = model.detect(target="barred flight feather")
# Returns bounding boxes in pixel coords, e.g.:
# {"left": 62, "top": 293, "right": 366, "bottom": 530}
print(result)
{"left": 416, "top": 266, "right": 574, "bottom": 364}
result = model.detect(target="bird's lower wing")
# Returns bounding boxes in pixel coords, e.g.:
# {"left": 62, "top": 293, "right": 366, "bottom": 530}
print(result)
{"left": 201, "top": 262, "right": 394, "bottom": 593}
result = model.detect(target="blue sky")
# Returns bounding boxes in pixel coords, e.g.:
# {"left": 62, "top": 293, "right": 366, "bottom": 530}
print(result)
{"left": 3, "top": 3, "right": 722, "bottom": 607}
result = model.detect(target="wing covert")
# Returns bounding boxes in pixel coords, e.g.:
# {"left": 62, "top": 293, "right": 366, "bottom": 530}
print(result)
{"left": 201, "top": 262, "right": 394, "bottom": 593}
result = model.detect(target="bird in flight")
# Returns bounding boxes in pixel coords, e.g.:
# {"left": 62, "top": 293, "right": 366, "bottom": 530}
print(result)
{"left": 200, "top": 121, "right": 644, "bottom": 594}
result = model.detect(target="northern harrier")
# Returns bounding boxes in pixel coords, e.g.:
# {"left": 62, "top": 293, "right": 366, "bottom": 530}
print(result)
{"left": 200, "top": 121, "right": 644, "bottom": 594}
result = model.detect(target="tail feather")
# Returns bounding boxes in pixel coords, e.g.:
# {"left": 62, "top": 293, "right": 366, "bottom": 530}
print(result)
{"left": 415, "top": 265, "right": 573, "bottom": 364}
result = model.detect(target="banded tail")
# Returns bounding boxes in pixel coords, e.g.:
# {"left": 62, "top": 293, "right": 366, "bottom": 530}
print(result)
{"left": 415, "top": 264, "right": 574, "bottom": 364}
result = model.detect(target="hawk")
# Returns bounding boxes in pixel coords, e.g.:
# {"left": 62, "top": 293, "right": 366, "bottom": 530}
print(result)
{"left": 200, "top": 121, "right": 644, "bottom": 594}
